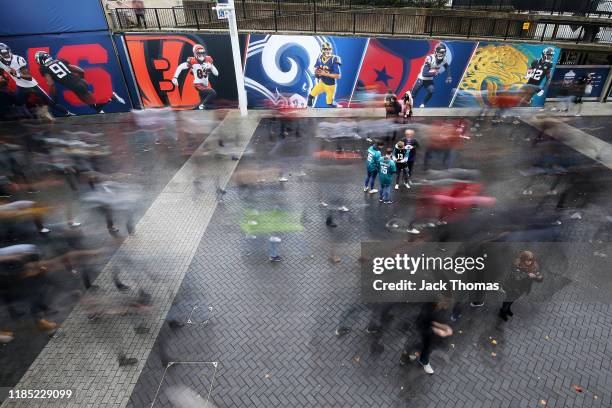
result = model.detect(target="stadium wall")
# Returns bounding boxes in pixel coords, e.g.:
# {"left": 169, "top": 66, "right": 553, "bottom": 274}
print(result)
{"left": 116, "top": 33, "right": 564, "bottom": 110}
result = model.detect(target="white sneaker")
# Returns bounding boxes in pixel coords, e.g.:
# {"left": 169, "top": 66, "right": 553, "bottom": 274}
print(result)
{"left": 419, "top": 104, "right": 425, "bottom": 108}
{"left": 570, "top": 212, "right": 582, "bottom": 220}
{"left": 68, "top": 221, "right": 81, "bottom": 228}
{"left": 395, "top": 184, "right": 399, "bottom": 190}
{"left": 112, "top": 92, "right": 126, "bottom": 104}
{"left": 363, "top": 187, "right": 369, "bottom": 192}
{"left": 369, "top": 189, "right": 378, "bottom": 194}
{"left": 99, "top": 110, "right": 105, "bottom": 114}
{"left": 404, "top": 183, "right": 410, "bottom": 189}
{"left": 278, "top": 177, "right": 289, "bottom": 182}
{"left": 269, "top": 236, "right": 282, "bottom": 243}
{"left": 198, "top": 104, "right": 205, "bottom": 110}
{"left": 0, "top": 331, "right": 14, "bottom": 344}
{"left": 406, "top": 228, "right": 420, "bottom": 234}
{"left": 320, "top": 202, "right": 328, "bottom": 207}
{"left": 420, "top": 361, "right": 434, "bottom": 374}
{"left": 338, "top": 206, "right": 349, "bottom": 212}
{"left": 546, "top": 190, "right": 557, "bottom": 195}
{"left": 522, "top": 189, "right": 533, "bottom": 195}
{"left": 39, "top": 227, "right": 51, "bottom": 234}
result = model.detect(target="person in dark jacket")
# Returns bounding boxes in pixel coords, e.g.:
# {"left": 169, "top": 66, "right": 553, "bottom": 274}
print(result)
{"left": 499, "top": 250, "right": 543, "bottom": 321}
{"left": 403, "top": 129, "right": 420, "bottom": 183}
{"left": 400, "top": 298, "right": 453, "bottom": 374}
{"left": 384, "top": 90, "right": 401, "bottom": 117}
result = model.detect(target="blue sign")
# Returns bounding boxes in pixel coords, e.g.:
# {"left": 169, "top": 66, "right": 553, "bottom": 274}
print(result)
{"left": 0, "top": 0, "right": 108, "bottom": 36}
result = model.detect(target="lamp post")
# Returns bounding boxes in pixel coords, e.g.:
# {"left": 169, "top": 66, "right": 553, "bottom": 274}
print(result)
{"left": 214, "top": 0, "right": 248, "bottom": 116}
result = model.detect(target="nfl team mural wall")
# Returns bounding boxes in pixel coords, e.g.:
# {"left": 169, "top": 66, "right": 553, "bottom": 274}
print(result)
{"left": 0, "top": 32, "right": 131, "bottom": 120}
{"left": 122, "top": 33, "right": 244, "bottom": 110}
{"left": 241, "top": 36, "right": 558, "bottom": 109}
{"left": 117, "top": 33, "right": 561, "bottom": 111}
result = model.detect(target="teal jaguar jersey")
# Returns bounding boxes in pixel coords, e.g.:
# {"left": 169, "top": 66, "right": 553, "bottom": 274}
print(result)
{"left": 366, "top": 145, "right": 381, "bottom": 172}
{"left": 315, "top": 55, "right": 341, "bottom": 86}
{"left": 378, "top": 158, "right": 396, "bottom": 185}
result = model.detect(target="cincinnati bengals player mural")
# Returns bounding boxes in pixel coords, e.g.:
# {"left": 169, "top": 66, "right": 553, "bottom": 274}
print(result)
{"left": 171, "top": 44, "right": 218, "bottom": 110}
{"left": 122, "top": 34, "right": 241, "bottom": 109}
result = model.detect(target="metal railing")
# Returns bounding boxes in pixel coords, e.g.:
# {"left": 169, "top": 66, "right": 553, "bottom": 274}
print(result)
{"left": 451, "top": 0, "right": 612, "bottom": 16}
{"left": 111, "top": 6, "right": 612, "bottom": 45}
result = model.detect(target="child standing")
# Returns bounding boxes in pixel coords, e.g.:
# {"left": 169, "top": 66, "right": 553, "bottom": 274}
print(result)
{"left": 393, "top": 141, "right": 409, "bottom": 190}
{"left": 378, "top": 148, "right": 396, "bottom": 204}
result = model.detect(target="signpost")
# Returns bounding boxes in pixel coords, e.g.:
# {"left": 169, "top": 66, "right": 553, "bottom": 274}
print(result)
{"left": 214, "top": 0, "right": 248, "bottom": 116}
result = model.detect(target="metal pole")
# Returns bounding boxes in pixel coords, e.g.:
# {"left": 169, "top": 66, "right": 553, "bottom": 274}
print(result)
{"left": 194, "top": 8, "right": 200, "bottom": 29}
{"left": 353, "top": 12, "right": 356, "bottom": 34}
{"left": 576, "top": 25, "right": 584, "bottom": 44}
{"left": 242, "top": 0, "right": 247, "bottom": 19}
{"left": 226, "top": 0, "right": 248, "bottom": 116}
{"left": 155, "top": 8, "right": 161, "bottom": 29}
{"left": 172, "top": 7, "right": 178, "bottom": 27}
{"left": 391, "top": 13, "right": 395, "bottom": 35}
{"left": 313, "top": 0, "right": 317, "bottom": 33}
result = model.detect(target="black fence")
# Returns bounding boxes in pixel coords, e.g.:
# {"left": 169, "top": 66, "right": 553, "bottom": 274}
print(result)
{"left": 451, "top": 0, "right": 612, "bottom": 16}
{"left": 112, "top": 6, "right": 612, "bottom": 45}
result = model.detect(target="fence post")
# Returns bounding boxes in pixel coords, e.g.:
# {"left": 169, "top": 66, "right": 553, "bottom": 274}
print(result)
{"left": 391, "top": 13, "right": 396, "bottom": 35}
{"left": 353, "top": 12, "right": 356, "bottom": 34}
{"left": 206, "top": 5, "right": 212, "bottom": 23}
{"left": 194, "top": 8, "right": 200, "bottom": 29}
{"left": 154, "top": 8, "right": 161, "bottom": 29}
{"left": 313, "top": 0, "right": 317, "bottom": 33}
{"left": 277, "top": 0, "right": 281, "bottom": 15}
{"left": 576, "top": 25, "right": 584, "bottom": 43}
{"left": 274, "top": 10, "right": 278, "bottom": 32}
{"left": 242, "top": 0, "right": 247, "bottom": 19}
{"left": 429, "top": 16, "right": 434, "bottom": 37}
{"left": 551, "top": 0, "right": 557, "bottom": 15}
{"left": 540, "top": 23, "right": 547, "bottom": 41}
{"left": 467, "top": 18, "right": 472, "bottom": 38}
{"left": 117, "top": 10, "right": 123, "bottom": 29}
{"left": 172, "top": 8, "right": 178, "bottom": 27}
{"left": 504, "top": 19, "right": 510, "bottom": 39}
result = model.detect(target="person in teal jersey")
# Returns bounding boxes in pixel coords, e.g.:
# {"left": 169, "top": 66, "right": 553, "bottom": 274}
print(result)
{"left": 364, "top": 141, "right": 384, "bottom": 193}
{"left": 378, "top": 148, "right": 396, "bottom": 204}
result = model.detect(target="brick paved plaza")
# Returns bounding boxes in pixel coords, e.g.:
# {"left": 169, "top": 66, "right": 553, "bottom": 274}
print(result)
{"left": 1, "top": 109, "right": 612, "bottom": 408}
